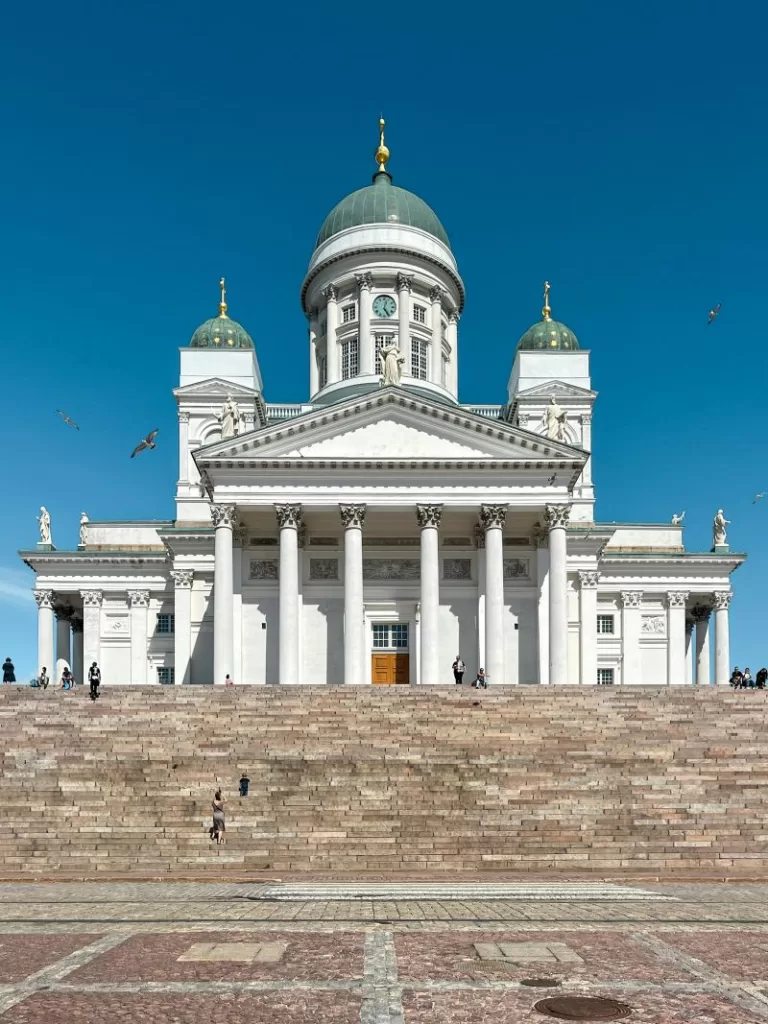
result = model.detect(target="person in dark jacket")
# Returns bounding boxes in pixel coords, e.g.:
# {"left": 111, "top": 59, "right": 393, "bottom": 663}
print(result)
{"left": 2, "top": 658, "right": 15, "bottom": 684}
{"left": 756, "top": 668, "right": 767, "bottom": 690}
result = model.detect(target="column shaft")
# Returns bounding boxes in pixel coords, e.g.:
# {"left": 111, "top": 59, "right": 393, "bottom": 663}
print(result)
{"left": 546, "top": 504, "right": 571, "bottom": 684}
{"left": 481, "top": 505, "right": 507, "bottom": 685}
{"left": 578, "top": 572, "right": 599, "bottom": 685}
{"left": 666, "top": 592, "right": 688, "bottom": 685}
{"left": 80, "top": 591, "right": 102, "bottom": 676}
{"left": 685, "top": 623, "right": 694, "bottom": 684}
{"left": 694, "top": 607, "right": 711, "bottom": 685}
{"left": 128, "top": 592, "right": 149, "bottom": 685}
{"left": 324, "top": 285, "right": 339, "bottom": 385}
{"left": 357, "top": 275, "right": 373, "bottom": 375}
{"left": 171, "top": 571, "right": 193, "bottom": 685}
{"left": 430, "top": 288, "right": 442, "bottom": 388}
{"left": 446, "top": 313, "right": 459, "bottom": 396}
{"left": 309, "top": 309, "right": 319, "bottom": 396}
{"left": 417, "top": 504, "right": 442, "bottom": 685}
{"left": 35, "top": 591, "right": 55, "bottom": 679}
{"left": 341, "top": 504, "right": 366, "bottom": 684}
{"left": 475, "top": 529, "right": 486, "bottom": 672}
{"left": 72, "top": 621, "right": 84, "bottom": 690}
{"left": 56, "top": 612, "right": 71, "bottom": 677}
{"left": 276, "top": 504, "right": 302, "bottom": 684}
{"left": 212, "top": 505, "right": 235, "bottom": 685}
{"left": 714, "top": 593, "right": 731, "bottom": 685}
{"left": 397, "top": 274, "right": 412, "bottom": 372}
{"left": 620, "top": 591, "right": 643, "bottom": 684}
{"left": 178, "top": 412, "right": 189, "bottom": 484}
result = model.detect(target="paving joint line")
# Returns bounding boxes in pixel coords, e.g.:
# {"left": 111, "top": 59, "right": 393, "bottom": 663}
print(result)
{"left": 361, "top": 929, "right": 404, "bottom": 1024}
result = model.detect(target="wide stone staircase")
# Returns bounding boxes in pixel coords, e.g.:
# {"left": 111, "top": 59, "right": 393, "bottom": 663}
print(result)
{"left": 0, "top": 686, "right": 766, "bottom": 877}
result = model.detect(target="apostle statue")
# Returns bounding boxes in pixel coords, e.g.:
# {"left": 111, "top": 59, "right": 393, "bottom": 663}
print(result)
{"left": 379, "top": 343, "right": 405, "bottom": 386}
{"left": 79, "top": 511, "right": 89, "bottom": 547}
{"left": 543, "top": 396, "right": 566, "bottom": 441}
{"left": 37, "top": 506, "right": 51, "bottom": 545}
{"left": 713, "top": 508, "right": 730, "bottom": 547}
{"left": 218, "top": 396, "right": 242, "bottom": 439}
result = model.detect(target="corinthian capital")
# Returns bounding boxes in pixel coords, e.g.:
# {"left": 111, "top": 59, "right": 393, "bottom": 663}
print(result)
{"left": 416, "top": 503, "right": 443, "bottom": 528}
{"left": 355, "top": 272, "right": 373, "bottom": 292}
{"left": 544, "top": 504, "right": 571, "bottom": 530}
{"left": 170, "top": 570, "right": 194, "bottom": 589}
{"left": 620, "top": 590, "right": 643, "bottom": 609}
{"left": 34, "top": 589, "right": 54, "bottom": 609}
{"left": 712, "top": 591, "right": 732, "bottom": 611}
{"left": 666, "top": 591, "right": 689, "bottom": 609}
{"left": 128, "top": 590, "right": 150, "bottom": 608}
{"left": 339, "top": 503, "right": 366, "bottom": 529}
{"left": 428, "top": 285, "right": 444, "bottom": 305}
{"left": 448, "top": 310, "right": 460, "bottom": 325}
{"left": 322, "top": 283, "right": 338, "bottom": 303}
{"left": 80, "top": 590, "right": 103, "bottom": 608}
{"left": 274, "top": 503, "right": 303, "bottom": 530}
{"left": 396, "top": 273, "right": 413, "bottom": 294}
{"left": 210, "top": 504, "right": 236, "bottom": 529}
{"left": 578, "top": 570, "right": 600, "bottom": 589}
{"left": 479, "top": 504, "right": 508, "bottom": 530}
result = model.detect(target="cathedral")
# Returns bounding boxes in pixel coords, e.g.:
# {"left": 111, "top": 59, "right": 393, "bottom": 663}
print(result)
{"left": 22, "top": 122, "right": 743, "bottom": 688}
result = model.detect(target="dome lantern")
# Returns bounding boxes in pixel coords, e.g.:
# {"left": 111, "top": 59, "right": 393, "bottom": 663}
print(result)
{"left": 189, "top": 278, "right": 254, "bottom": 350}
{"left": 516, "top": 281, "right": 579, "bottom": 352}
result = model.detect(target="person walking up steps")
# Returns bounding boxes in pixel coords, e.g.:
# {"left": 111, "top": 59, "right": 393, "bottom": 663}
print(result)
{"left": 210, "top": 789, "right": 226, "bottom": 844}
{"left": 2, "top": 657, "right": 15, "bottom": 684}
{"left": 452, "top": 655, "right": 465, "bottom": 685}
{"left": 88, "top": 662, "right": 101, "bottom": 701}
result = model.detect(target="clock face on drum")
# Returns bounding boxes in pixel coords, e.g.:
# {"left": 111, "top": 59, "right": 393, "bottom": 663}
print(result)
{"left": 372, "top": 295, "right": 397, "bottom": 318}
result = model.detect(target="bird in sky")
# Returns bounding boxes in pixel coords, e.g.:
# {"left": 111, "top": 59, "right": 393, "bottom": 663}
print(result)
{"left": 547, "top": 473, "right": 557, "bottom": 485}
{"left": 130, "top": 429, "right": 159, "bottom": 459}
{"left": 56, "top": 409, "right": 79, "bottom": 429}
{"left": 707, "top": 302, "right": 722, "bottom": 324}
{"left": 753, "top": 492, "right": 766, "bottom": 504}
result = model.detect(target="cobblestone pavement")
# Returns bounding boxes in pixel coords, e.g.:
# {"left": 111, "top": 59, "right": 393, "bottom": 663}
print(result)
{"left": 4, "top": 882, "right": 768, "bottom": 1021}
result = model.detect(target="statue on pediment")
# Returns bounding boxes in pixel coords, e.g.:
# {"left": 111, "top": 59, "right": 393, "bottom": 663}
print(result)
{"left": 713, "top": 508, "right": 730, "bottom": 547}
{"left": 218, "top": 395, "right": 242, "bottom": 439}
{"left": 37, "top": 506, "right": 51, "bottom": 545}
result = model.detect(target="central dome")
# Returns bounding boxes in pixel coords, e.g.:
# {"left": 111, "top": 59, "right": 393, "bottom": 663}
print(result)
{"left": 315, "top": 169, "right": 451, "bottom": 251}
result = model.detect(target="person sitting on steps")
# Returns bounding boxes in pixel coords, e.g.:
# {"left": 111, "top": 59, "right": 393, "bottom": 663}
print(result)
{"left": 472, "top": 668, "right": 488, "bottom": 689}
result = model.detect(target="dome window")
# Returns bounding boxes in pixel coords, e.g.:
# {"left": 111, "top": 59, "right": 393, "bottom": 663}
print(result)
{"left": 411, "top": 338, "right": 428, "bottom": 380}
{"left": 412, "top": 304, "right": 426, "bottom": 324}
{"left": 342, "top": 303, "right": 357, "bottom": 324}
{"left": 341, "top": 337, "right": 359, "bottom": 380}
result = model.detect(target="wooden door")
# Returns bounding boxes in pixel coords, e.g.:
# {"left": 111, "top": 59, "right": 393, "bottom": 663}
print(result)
{"left": 371, "top": 653, "right": 410, "bottom": 684}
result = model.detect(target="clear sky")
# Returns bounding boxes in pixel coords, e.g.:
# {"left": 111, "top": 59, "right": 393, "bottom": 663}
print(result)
{"left": 1, "top": 0, "right": 765, "bottom": 681}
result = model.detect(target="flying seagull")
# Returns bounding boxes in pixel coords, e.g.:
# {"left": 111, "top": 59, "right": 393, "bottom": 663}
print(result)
{"left": 547, "top": 473, "right": 557, "bottom": 486}
{"left": 56, "top": 409, "right": 79, "bottom": 430}
{"left": 707, "top": 302, "right": 722, "bottom": 324}
{"left": 753, "top": 492, "right": 766, "bottom": 504}
{"left": 130, "top": 429, "right": 159, "bottom": 459}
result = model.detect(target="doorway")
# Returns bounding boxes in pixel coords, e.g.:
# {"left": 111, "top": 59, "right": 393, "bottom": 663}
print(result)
{"left": 371, "top": 623, "right": 410, "bottom": 684}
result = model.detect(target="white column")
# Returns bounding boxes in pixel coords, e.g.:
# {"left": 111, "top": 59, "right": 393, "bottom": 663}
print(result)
{"left": 171, "top": 570, "right": 193, "bottom": 685}
{"left": 356, "top": 273, "right": 373, "bottom": 375}
{"left": 545, "top": 504, "right": 571, "bottom": 684}
{"left": 35, "top": 590, "right": 55, "bottom": 679}
{"left": 340, "top": 503, "right": 367, "bottom": 685}
{"left": 620, "top": 590, "right": 643, "bottom": 685}
{"left": 474, "top": 526, "right": 486, "bottom": 671}
{"left": 308, "top": 308, "right": 319, "bottom": 396}
{"left": 578, "top": 570, "right": 599, "bottom": 685}
{"left": 80, "top": 590, "right": 103, "bottom": 677}
{"left": 211, "top": 504, "right": 235, "bottom": 686}
{"left": 417, "top": 503, "right": 442, "bottom": 685}
{"left": 276, "top": 503, "right": 302, "bottom": 684}
{"left": 481, "top": 504, "right": 507, "bottom": 685}
{"left": 233, "top": 528, "right": 245, "bottom": 687}
{"left": 324, "top": 284, "right": 339, "bottom": 385}
{"left": 666, "top": 591, "right": 689, "bottom": 685}
{"left": 536, "top": 537, "right": 550, "bottom": 684}
{"left": 128, "top": 590, "right": 149, "bottom": 684}
{"left": 72, "top": 617, "right": 84, "bottom": 689}
{"left": 446, "top": 311, "right": 459, "bottom": 397}
{"left": 579, "top": 413, "right": 593, "bottom": 488}
{"left": 397, "top": 273, "right": 412, "bottom": 371}
{"left": 178, "top": 411, "right": 189, "bottom": 484}
{"left": 693, "top": 605, "right": 711, "bottom": 686}
{"left": 685, "top": 620, "right": 694, "bottom": 684}
{"left": 713, "top": 591, "right": 732, "bottom": 685}
{"left": 55, "top": 607, "right": 72, "bottom": 677}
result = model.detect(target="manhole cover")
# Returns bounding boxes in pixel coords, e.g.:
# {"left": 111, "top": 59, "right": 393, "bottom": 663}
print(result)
{"left": 522, "top": 978, "right": 561, "bottom": 988}
{"left": 534, "top": 995, "right": 632, "bottom": 1020}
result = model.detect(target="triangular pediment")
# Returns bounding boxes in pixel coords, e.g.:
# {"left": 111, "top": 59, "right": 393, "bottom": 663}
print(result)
{"left": 196, "top": 387, "right": 586, "bottom": 463}
{"left": 173, "top": 378, "right": 260, "bottom": 399}
{"left": 516, "top": 380, "right": 597, "bottom": 400}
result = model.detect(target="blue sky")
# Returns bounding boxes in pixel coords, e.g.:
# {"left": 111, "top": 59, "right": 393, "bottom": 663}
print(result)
{"left": 1, "top": 0, "right": 765, "bottom": 680}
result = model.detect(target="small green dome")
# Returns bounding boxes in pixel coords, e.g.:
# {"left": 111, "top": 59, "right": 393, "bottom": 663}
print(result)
{"left": 190, "top": 315, "right": 254, "bottom": 350}
{"left": 517, "top": 317, "right": 579, "bottom": 352}
{"left": 315, "top": 170, "right": 450, "bottom": 251}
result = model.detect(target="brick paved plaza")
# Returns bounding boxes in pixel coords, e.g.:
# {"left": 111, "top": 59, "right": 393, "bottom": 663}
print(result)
{"left": 3, "top": 882, "right": 768, "bottom": 1021}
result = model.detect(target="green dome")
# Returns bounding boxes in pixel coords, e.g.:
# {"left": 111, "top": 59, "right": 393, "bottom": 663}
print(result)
{"left": 315, "top": 170, "right": 451, "bottom": 250}
{"left": 517, "top": 317, "right": 579, "bottom": 352}
{"left": 190, "top": 315, "right": 254, "bottom": 350}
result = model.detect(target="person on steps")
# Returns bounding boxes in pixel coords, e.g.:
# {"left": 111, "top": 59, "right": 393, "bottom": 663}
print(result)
{"left": 88, "top": 662, "right": 101, "bottom": 701}
{"left": 38, "top": 667, "right": 49, "bottom": 690}
{"left": 452, "top": 655, "right": 465, "bottom": 685}
{"left": 210, "top": 789, "right": 226, "bottom": 844}
{"left": 472, "top": 668, "right": 488, "bottom": 689}
{"left": 2, "top": 657, "right": 15, "bottom": 684}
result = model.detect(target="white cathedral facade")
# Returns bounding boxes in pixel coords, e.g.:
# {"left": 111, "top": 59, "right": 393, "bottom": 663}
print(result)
{"left": 22, "top": 125, "right": 743, "bottom": 688}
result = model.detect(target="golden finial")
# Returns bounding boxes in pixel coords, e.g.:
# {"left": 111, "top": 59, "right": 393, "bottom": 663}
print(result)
{"left": 542, "top": 280, "right": 552, "bottom": 320}
{"left": 374, "top": 116, "right": 390, "bottom": 172}
{"left": 218, "top": 276, "right": 228, "bottom": 318}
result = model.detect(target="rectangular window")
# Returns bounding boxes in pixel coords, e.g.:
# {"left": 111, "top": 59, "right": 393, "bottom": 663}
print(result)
{"left": 413, "top": 304, "right": 426, "bottom": 324}
{"left": 156, "top": 613, "right": 175, "bottom": 634}
{"left": 411, "top": 337, "right": 427, "bottom": 380}
{"left": 372, "top": 624, "right": 389, "bottom": 649}
{"left": 597, "top": 668, "right": 615, "bottom": 685}
{"left": 341, "top": 303, "right": 356, "bottom": 324}
{"left": 157, "top": 667, "right": 175, "bottom": 685}
{"left": 390, "top": 624, "right": 409, "bottom": 648}
{"left": 341, "top": 337, "right": 359, "bottom": 379}
{"left": 319, "top": 355, "right": 328, "bottom": 388}
{"left": 372, "top": 624, "right": 409, "bottom": 650}
{"left": 597, "top": 614, "right": 615, "bottom": 634}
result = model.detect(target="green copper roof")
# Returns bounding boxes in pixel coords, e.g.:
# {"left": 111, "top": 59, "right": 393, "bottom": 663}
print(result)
{"left": 190, "top": 315, "right": 254, "bottom": 350}
{"left": 517, "top": 317, "right": 579, "bottom": 352}
{"left": 315, "top": 170, "right": 450, "bottom": 251}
